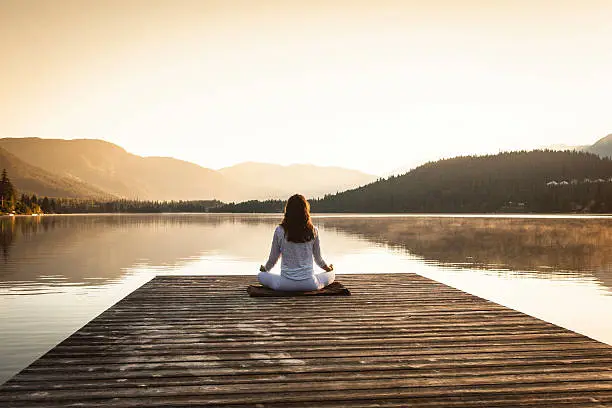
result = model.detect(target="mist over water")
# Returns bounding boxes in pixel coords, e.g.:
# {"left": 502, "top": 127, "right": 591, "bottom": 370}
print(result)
{"left": 1, "top": 214, "right": 611, "bottom": 384}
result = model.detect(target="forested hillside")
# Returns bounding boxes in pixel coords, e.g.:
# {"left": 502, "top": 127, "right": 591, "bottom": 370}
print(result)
{"left": 0, "top": 138, "right": 375, "bottom": 201}
{"left": 316, "top": 150, "right": 612, "bottom": 213}
{"left": 0, "top": 138, "right": 245, "bottom": 201}
{"left": 0, "top": 147, "right": 111, "bottom": 199}
{"left": 212, "top": 150, "right": 612, "bottom": 213}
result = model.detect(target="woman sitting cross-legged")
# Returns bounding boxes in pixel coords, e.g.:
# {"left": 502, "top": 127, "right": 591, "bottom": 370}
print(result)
{"left": 258, "top": 194, "right": 334, "bottom": 291}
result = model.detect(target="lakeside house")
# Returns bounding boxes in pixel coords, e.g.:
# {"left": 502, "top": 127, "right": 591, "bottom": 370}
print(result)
{"left": 547, "top": 177, "right": 612, "bottom": 187}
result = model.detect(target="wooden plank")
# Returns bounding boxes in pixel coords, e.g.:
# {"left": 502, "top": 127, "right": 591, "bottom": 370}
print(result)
{"left": 5, "top": 365, "right": 612, "bottom": 393}
{"left": 1, "top": 273, "right": 611, "bottom": 407}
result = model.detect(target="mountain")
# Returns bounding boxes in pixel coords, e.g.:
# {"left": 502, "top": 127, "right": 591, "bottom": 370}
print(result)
{"left": 544, "top": 134, "right": 612, "bottom": 158}
{"left": 0, "top": 138, "right": 250, "bottom": 201}
{"left": 0, "top": 138, "right": 376, "bottom": 201}
{"left": 585, "top": 134, "right": 612, "bottom": 158}
{"left": 218, "top": 162, "right": 376, "bottom": 199}
{"left": 544, "top": 144, "right": 589, "bottom": 152}
{"left": 311, "top": 150, "right": 612, "bottom": 213}
{"left": 0, "top": 147, "right": 111, "bottom": 198}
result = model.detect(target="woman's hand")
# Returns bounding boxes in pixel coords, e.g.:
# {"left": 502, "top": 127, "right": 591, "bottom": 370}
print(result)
{"left": 324, "top": 264, "right": 334, "bottom": 272}
{"left": 259, "top": 265, "right": 267, "bottom": 272}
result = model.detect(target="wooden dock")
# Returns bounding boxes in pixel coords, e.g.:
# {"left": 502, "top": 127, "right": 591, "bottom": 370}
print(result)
{"left": 1, "top": 274, "right": 612, "bottom": 407}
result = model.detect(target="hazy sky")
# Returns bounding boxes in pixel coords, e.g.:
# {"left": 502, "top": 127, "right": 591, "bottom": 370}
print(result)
{"left": 1, "top": 0, "right": 611, "bottom": 175}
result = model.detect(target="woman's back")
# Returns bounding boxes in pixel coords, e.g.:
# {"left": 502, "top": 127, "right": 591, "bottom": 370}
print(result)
{"left": 258, "top": 194, "right": 334, "bottom": 291}
{"left": 266, "top": 225, "right": 328, "bottom": 280}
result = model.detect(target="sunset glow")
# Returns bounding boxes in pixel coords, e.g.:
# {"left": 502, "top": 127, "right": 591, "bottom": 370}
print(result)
{"left": 1, "top": 0, "right": 611, "bottom": 174}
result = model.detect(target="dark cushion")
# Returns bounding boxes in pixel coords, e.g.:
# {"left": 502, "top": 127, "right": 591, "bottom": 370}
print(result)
{"left": 247, "top": 281, "right": 351, "bottom": 297}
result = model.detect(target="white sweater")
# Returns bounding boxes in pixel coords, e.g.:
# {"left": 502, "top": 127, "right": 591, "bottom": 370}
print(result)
{"left": 263, "top": 225, "right": 329, "bottom": 280}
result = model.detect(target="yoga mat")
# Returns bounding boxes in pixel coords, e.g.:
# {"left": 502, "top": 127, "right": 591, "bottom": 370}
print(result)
{"left": 247, "top": 281, "right": 351, "bottom": 297}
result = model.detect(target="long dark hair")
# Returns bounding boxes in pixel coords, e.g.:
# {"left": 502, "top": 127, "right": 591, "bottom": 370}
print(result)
{"left": 280, "top": 194, "right": 315, "bottom": 243}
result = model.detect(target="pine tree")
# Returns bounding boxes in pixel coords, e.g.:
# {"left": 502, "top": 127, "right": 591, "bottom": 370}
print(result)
{"left": 0, "top": 169, "right": 16, "bottom": 212}
{"left": 41, "top": 197, "right": 51, "bottom": 213}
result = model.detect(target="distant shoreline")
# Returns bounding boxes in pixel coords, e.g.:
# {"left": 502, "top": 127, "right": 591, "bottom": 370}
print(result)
{"left": 2, "top": 212, "right": 612, "bottom": 218}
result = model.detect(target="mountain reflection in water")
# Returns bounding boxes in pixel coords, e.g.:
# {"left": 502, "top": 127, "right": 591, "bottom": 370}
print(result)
{"left": 1, "top": 214, "right": 612, "bottom": 292}
{"left": 0, "top": 215, "right": 281, "bottom": 286}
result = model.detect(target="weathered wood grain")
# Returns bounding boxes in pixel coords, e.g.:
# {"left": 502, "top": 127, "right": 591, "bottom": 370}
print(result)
{"left": 1, "top": 273, "right": 611, "bottom": 407}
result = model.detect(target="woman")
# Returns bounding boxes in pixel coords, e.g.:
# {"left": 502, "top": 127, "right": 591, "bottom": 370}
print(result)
{"left": 258, "top": 194, "right": 334, "bottom": 291}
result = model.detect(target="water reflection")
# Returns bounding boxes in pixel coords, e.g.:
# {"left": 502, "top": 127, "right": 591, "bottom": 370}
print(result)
{"left": 317, "top": 216, "right": 612, "bottom": 292}
{"left": 0, "top": 215, "right": 280, "bottom": 288}
{"left": 2, "top": 215, "right": 612, "bottom": 291}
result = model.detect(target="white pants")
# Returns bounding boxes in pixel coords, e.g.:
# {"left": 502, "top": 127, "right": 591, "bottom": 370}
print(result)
{"left": 257, "top": 271, "right": 335, "bottom": 291}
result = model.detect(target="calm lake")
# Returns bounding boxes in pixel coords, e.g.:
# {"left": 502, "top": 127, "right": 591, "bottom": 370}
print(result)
{"left": 1, "top": 214, "right": 612, "bottom": 384}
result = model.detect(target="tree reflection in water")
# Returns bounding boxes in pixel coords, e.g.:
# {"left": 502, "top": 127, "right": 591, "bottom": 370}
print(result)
{"left": 2, "top": 214, "right": 612, "bottom": 291}
{"left": 0, "top": 215, "right": 281, "bottom": 286}
{"left": 317, "top": 216, "right": 612, "bottom": 291}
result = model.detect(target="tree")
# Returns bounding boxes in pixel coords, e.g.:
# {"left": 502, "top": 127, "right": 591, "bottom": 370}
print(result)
{"left": 41, "top": 197, "right": 51, "bottom": 213}
{"left": 0, "top": 169, "right": 16, "bottom": 213}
